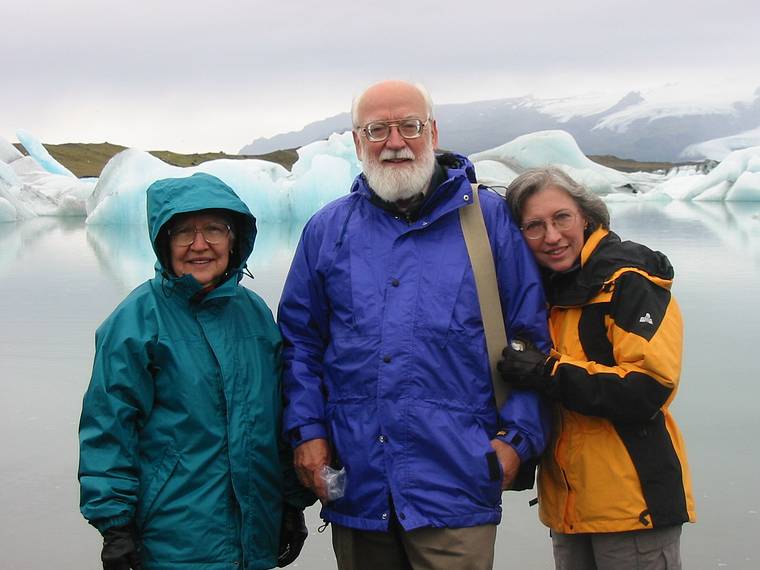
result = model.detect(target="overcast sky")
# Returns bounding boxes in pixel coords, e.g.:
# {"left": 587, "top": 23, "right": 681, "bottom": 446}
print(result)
{"left": 3, "top": 0, "right": 759, "bottom": 153}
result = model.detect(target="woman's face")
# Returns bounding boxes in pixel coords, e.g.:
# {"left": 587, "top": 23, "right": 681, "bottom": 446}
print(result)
{"left": 168, "top": 212, "right": 233, "bottom": 288}
{"left": 520, "top": 185, "right": 587, "bottom": 272}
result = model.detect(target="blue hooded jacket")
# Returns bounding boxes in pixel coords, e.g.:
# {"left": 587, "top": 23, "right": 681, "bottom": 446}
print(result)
{"left": 79, "top": 173, "right": 312, "bottom": 569}
{"left": 278, "top": 156, "right": 550, "bottom": 531}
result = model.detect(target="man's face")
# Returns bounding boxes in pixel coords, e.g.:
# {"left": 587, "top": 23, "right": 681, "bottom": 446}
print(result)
{"left": 352, "top": 81, "right": 439, "bottom": 202}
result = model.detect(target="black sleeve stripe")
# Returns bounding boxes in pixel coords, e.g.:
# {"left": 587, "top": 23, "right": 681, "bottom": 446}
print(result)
{"left": 557, "top": 365, "right": 673, "bottom": 423}
{"left": 579, "top": 303, "right": 615, "bottom": 367}
{"left": 611, "top": 273, "right": 671, "bottom": 342}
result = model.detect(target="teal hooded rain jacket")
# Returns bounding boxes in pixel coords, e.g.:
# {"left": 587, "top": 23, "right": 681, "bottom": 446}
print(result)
{"left": 79, "top": 173, "right": 312, "bottom": 570}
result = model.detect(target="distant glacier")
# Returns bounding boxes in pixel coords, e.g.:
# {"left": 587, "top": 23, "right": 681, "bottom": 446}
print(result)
{"left": 241, "top": 85, "right": 760, "bottom": 163}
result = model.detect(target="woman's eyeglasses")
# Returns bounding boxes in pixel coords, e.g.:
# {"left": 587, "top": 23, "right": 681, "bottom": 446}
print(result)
{"left": 520, "top": 211, "right": 577, "bottom": 240}
{"left": 168, "top": 223, "right": 231, "bottom": 246}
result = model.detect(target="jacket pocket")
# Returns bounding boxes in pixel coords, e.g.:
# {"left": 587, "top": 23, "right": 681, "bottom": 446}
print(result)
{"left": 136, "top": 445, "right": 180, "bottom": 529}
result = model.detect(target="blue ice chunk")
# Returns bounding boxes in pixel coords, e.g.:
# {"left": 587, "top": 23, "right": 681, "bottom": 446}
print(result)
{"left": 86, "top": 131, "right": 364, "bottom": 226}
{"left": 16, "top": 130, "right": 76, "bottom": 177}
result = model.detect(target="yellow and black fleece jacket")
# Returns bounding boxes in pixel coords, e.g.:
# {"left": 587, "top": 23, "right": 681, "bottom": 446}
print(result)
{"left": 538, "top": 228, "right": 696, "bottom": 534}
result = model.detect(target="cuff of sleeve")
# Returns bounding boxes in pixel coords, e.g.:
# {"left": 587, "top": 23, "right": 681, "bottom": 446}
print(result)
{"left": 288, "top": 423, "right": 328, "bottom": 448}
{"left": 91, "top": 514, "right": 134, "bottom": 535}
{"left": 496, "top": 429, "right": 532, "bottom": 463}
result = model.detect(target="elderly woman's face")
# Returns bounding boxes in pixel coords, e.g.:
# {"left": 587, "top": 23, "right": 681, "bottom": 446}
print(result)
{"left": 520, "top": 185, "right": 586, "bottom": 273}
{"left": 168, "top": 212, "right": 233, "bottom": 288}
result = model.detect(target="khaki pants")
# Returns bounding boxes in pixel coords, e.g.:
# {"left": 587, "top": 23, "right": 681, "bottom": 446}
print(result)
{"left": 332, "top": 520, "right": 497, "bottom": 570}
{"left": 551, "top": 525, "right": 682, "bottom": 570}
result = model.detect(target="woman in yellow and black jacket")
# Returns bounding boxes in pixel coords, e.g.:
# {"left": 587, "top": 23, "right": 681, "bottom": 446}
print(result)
{"left": 500, "top": 167, "right": 695, "bottom": 569}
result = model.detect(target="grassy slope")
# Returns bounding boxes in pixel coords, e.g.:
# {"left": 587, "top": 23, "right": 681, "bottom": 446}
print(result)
{"left": 13, "top": 142, "right": 689, "bottom": 178}
{"left": 13, "top": 142, "right": 299, "bottom": 178}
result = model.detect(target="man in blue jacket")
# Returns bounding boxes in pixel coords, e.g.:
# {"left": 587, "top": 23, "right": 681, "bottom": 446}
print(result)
{"left": 278, "top": 80, "right": 550, "bottom": 570}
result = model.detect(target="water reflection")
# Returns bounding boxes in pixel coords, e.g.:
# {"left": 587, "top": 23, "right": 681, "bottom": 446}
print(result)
{"left": 608, "top": 200, "right": 760, "bottom": 269}
{"left": 82, "top": 219, "right": 308, "bottom": 313}
{"left": 83, "top": 220, "right": 306, "bottom": 296}
{"left": 85, "top": 223, "right": 155, "bottom": 292}
{"left": 1, "top": 204, "right": 759, "bottom": 569}
{"left": 0, "top": 218, "right": 80, "bottom": 279}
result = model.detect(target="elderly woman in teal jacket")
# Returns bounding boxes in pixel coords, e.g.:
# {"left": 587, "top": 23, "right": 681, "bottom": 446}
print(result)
{"left": 78, "top": 173, "right": 314, "bottom": 570}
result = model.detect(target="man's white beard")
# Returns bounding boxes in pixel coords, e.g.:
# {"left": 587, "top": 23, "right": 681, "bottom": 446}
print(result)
{"left": 362, "top": 147, "right": 436, "bottom": 203}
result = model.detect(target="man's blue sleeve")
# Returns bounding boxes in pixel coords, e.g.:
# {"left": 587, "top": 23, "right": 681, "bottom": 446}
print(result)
{"left": 277, "top": 220, "right": 331, "bottom": 448}
{"left": 484, "top": 192, "right": 552, "bottom": 461}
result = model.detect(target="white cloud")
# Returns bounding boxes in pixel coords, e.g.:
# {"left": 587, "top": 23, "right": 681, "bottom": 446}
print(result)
{"left": 3, "top": 0, "right": 759, "bottom": 152}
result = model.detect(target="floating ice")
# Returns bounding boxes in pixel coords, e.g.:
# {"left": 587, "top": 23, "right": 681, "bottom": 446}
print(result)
{"left": 0, "top": 134, "right": 95, "bottom": 221}
{"left": 0, "top": 198, "right": 16, "bottom": 222}
{"left": 472, "top": 160, "right": 519, "bottom": 188}
{"left": 657, "top": 146, "right": 760, "bottom": 201}
{"left": 86, "top": 149, "right": 187, "bottom": 225}
{"left": 470, "top": 130, "right": 641, "bottom": 195}
{"left": 469, "top": 130, "right": 760, "bottom": 202}
{"left": 6, "top": 127, "right": 760, "bottom": 227}
{"left": 0, "top": 137, "right": 24, "bottom": 164}
{"left": 0, "top": 172, "right": 32, "bottom": 223}
{"left": 681, "top": 126, "right": 760, "bottom": 161}
{"left": 87, "top": 131, "right": 359, "bottom": 226}
{"left": 16, "top": 130, "right": 75, "bottom": 177}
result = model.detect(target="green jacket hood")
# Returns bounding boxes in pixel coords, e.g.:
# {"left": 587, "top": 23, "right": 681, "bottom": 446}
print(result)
{"left": 146, "top": 173, "right": 257, "bottom": 279}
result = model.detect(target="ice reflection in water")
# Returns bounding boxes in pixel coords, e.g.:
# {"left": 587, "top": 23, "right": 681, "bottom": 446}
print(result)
{"left": 1, "top": 203, "right": 759, "bottom": 569}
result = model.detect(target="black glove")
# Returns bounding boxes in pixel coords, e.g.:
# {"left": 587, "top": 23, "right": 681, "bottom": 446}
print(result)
{"left": 101, "top": 524, "right": 142, "bottom": 570}
{"left": 277, "top": 505, "right": 308, "bottom": 567}
{"left": 498, "top": 336, "right": 558, "bottom": 397}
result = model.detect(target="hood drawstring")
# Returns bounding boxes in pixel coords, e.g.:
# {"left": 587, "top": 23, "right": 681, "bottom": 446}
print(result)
{"left": 335, "top": 196, "right": 360, "bottom": 249}
{"left": 160, "top": 272, "right": 175, "bottom": 298}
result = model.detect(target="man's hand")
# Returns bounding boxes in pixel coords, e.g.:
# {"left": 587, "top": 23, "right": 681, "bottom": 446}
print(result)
{"left": 294, "top": 438, "right": 331, "bottom": 501}
{"left": 489, "top": 438, "right": 521, "bottom": 490}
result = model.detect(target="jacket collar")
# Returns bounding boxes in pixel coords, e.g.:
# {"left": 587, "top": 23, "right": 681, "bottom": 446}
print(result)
{"left": 153, "top": 266, "right": 240, "bottom": 304}
{"left": 352, "top": 153, "right": 477, "bottom": 224}
{"left": 547, "top": 228, "right": 674, "bottom": 307}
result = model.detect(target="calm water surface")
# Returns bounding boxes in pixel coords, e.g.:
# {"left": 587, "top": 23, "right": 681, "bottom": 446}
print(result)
{"left": 1, "top": 200, "right": 759, "bottom": 569}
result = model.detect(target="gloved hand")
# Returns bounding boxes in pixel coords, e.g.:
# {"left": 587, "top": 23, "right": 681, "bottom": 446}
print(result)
{"left": 498, "top": 336, "right": 558, "bottom": 397}
{"left": 277, "top": 505, "right": 308, "bottom": 567}
{"left": 101, "top": 524, "right": 142, "bottom": 570}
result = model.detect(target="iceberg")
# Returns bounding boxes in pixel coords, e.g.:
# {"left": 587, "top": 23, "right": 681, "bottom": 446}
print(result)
{"left": 469, "top": 130, "right": 655, "bottom": 196}
{"left": 0, "top": 137, "right": 24, "bottom": 164}
{"left": 15, "top": 130, "right": 76, "bottom": 177}
{"left": 473, "top": 160, "right": 520, "bottom": 189}
{"left": 680, "top": 126, "right": 760, "bottom": 161}
{"left": 86, "top": 131, "right": 360, "bottom": 226}
{"left": 6, "top": 126, "right": 760, "bottom": 227}
{"left": 0, "top": 156, "right": 43, "bottom": 222}
{"left": 657, "top": 146, "right": 760, "bottom": 202}
{"left": 0, "top": 134, "right": 96, "bottom": 221}
{"left": 469, "top": 130, "right": 760, "bottom": 202}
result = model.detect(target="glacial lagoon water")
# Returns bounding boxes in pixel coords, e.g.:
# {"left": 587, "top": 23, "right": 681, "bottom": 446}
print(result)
{"left": 1, "top": 200, "right": 759, "bottom": 569}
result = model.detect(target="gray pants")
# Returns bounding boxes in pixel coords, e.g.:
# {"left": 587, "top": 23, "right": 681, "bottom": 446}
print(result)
{"left": 552, "top": 525, "right": 682, "bottom": 570}
{"left": 332, "top": 520, "right": 497, "bottom": 570}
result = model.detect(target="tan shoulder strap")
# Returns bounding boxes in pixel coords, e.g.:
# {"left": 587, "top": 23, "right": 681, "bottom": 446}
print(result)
{"left": 459, "top": 184, "right": 510, "bottom": 409}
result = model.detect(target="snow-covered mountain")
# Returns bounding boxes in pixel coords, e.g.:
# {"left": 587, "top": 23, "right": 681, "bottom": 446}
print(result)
{"left": 240, "top": 85, "right": 760, "bottom": 162}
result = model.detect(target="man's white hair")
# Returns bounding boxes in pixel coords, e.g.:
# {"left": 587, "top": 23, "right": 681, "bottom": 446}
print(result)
{"left": 351, "top": 81, "right": 434, "bottom": 128}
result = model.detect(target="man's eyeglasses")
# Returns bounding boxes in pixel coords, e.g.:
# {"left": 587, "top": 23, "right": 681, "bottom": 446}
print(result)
{"left": 359, "top": 118, "right": 429, "bottom": 142}
{"left": 520, "top": 211, "right": 577, "bottom": 240}
{"left": 168, "top": 223, "right": 231, "bottom": 246}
